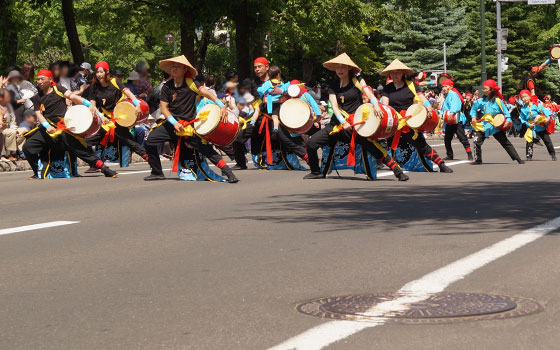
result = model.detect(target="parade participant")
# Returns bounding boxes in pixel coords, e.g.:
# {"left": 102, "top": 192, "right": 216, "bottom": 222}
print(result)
{"left": 304, "top": 53, "right": 409, "bottom": 181}
{"left": 22, "top": 69, "right": 118, "bottom": 179}
{"left": 143, "top": 55, "right": 239, "bottom": 183}
{"left": 230, "top": 57, "right": 270, "bottom": 170}
{"left": 85, "top": 61, "right": 149, "bottom": 172}
{"left": 542, "top": 94, "right": 557, "bottom": 134}
{"left": 520, "top": 60, "right": 550, "bottom": 98}
{"left": 440, "top": 79, "right": 472, "bottom": 160}
{"left": 469, "top": 79, "right": 524, "bottom": 165}
{"left": 507, "top": 96, "right": 522, "bottom": 137}
{"left": 380, "top": 59, "right": 453, "bottom": 173}
{"left": 518, "top": 90, "right": 556, "bottom": 161}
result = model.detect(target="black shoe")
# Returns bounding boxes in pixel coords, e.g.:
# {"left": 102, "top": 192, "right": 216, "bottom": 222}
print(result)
{"left": 144, "top": 174, "right": 165, "bottom": 181}
{"left": 439, "top": 163, "right": 454, "bottom": 173}
{"left": 232, "top": 164, "right": 248, "bottom": 170}
{"left": 471, "top": 160, "right": 482, "bottom": 165}
{"left": 552, "top": 154, "right": 557, "bottom": 161}
{"left": 28, "top": 174, "right": 39, "bottom": 180}
{"left": 101, "top": 167, "right": 119, "bottom": 178}
{"left": 303, "top": 172, "right": 323, "bottom": 179}
{"left": 517, "top": 159, "right": 525, "bottom": 164}
{"left": 225, "top": 173, "right": 239, "bottom": 183}
{"left": 526, "top": 157, "right": 532, "bottom": 161}
{"left": 443, "top": 156, "right": 453, "bottom": 160}
{"left": 72, "top": 173, "right": 83, "bottom": 178}
{"left": 397, "top": 172, "right": 409, "bottom": 181}
{"left": 467, "top": 152, "right": 473, "bottom": 161}
{"left": 85, "top": 166, "right": 100, "bottom": 173}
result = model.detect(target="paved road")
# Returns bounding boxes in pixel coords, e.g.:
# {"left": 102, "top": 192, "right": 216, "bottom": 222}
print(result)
{"left": 1, "top": 134, "right": 559, "bottom": 350}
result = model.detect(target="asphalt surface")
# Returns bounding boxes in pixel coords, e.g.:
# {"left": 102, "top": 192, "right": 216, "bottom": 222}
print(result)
{"left": 1, "top": 134, "right": 559, "bottom": 350}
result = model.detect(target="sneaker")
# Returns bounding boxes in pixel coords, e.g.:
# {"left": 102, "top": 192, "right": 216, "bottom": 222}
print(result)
{"left": 517, "top": 159, "right": 525, "bottom": 164}
{"left": 552, "top": 154, "right": 557, "bottom": 161}
{"left": 101, "top": 167, "right": 119, "bottom": 178}
{"left": 439, "top": 163, "right": 454, "bottom": 173}
{"left": 397, "top": 172, "right": 409, "bottom": 181}
{"left": 303, "top": 172, "right": 324, "bottom": 179}
{"left": 72, "top": 173, "right": 83, "bottom": 178}
{"left": 144, "top": 174, "right": 165, "bottom": 181}
{"left": 225, "top": 173, "right": 239, "bottom": 183}
{"left": 231, "top": 164, "right": 248, "bottom": 170}
{"left": 467, "top": 152, "right": 473, "bottom": 161}
{"left": 471, "top": 160, "right": 482, "bottom": 165}
{"left": 85, "top": 166, "right": 100, "bottom": 173}
{"left": 443, "top": 156, "right": 453, "bottom": 160}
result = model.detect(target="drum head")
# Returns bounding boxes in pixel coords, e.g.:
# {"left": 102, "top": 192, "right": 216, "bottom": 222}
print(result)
{"left": 279, "top": 99, "right": 311, "bottom": 129}
{"left": 194, "top": 104, "right": 221, "bottom": 135}
{"left": 287, "top": 84, "right": 301, "bottom": 98}
{"left": 354, "top": 103, "right": 381, "bottom": 138}
{"left": 406, "top": 104, "right": 428, "bottom": 128}
{"left": 114, "top": 101, "right": 137, "bottom": 127}
{"left": 493, "top": 114, "right": 505, "bottom": 127}
{"left": 550, "top": 45, "right": 560, "bottom": 60}
{"left": 64, "top": 105, "right": 93, "bottom": 134}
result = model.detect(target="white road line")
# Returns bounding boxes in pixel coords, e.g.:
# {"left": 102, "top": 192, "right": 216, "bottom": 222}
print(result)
{"left": 268, "top": 216, "right": 560, "bottom": 350}
{"left": 0, "top": 221, "right": 79, "bottom": 236}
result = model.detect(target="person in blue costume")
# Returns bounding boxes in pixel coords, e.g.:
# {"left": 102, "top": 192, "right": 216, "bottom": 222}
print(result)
{"left": 518, "top": 89, "right": 556, "bottom": 161}
{"left": 469, "top": 79, "right": 524, "bottom": 165}
{"left": 440, "top": 79, "right": 472, "bottom": 160}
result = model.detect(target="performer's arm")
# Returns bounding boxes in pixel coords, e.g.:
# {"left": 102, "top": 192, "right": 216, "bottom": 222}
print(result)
{"left": 329, "top": 94, "right": 350, "bottom": 129}
{"left": 36, "top": 111, "right": 56, "bottom": 134}
{"left": 359, "top": 78, "right": 383, "bottom": 117}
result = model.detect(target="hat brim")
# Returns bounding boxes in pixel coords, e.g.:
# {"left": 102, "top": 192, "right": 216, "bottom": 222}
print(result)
{"left": 379, "top": 68, "right": 414, "bottom": 77}
{"left": 323, "top": 62, "right": 361, "bottom": 75}
{"left": 160, "top": 58, "right": 198, "bottom": 78}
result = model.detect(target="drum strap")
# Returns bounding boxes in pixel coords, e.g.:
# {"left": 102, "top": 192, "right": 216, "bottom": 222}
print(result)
{"left": 111, "top": 78, "right": 126, "bottom": 103}
{"left": 53, "top": 86, "right": 65, "bottom": 99}
{"left": 406, "top": 80, "right": 421, "bottom": 104}
{"left": 186, "top": 78, "right": 202, "bottom": 96}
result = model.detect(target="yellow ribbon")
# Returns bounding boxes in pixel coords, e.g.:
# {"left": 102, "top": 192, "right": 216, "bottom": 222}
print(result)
{"left": 533, "top": 115, "right": 548, "bottom": 126}
{"left": 329, "top": 110, "right": 351, "bottom": 135}
{"left": 101, "top": 120, "right": 116, "bottom": 132}
{"left": 176, "top": 124, "right": 196, "bottom": 137}
{"left": 471, "top": 114, "right": 494, "bottom": 133}
{"left": 252, "top": 99, "right": 263, "bottom": 110}
{"left": 238, "top": 117, "right": 249, "bottom": 130}
{"left": 524, "top": 128, "right": 534, "bottom": 143}
{"left": 361, "top": 106, "right": 370, "bottom": 121}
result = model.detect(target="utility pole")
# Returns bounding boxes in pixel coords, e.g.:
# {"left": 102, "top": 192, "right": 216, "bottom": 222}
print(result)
{"left": 480, "top": 0, "right": 487, "bottom": 85}
{"left": 497, "top": 0, "right": 502, "bottom": 88}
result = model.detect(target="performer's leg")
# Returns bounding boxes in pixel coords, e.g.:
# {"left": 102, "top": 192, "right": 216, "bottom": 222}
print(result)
{"left": 472, "top": 131, "right": 485, "bottom": 164}
{"left": 276, "top": 126, "right": 308, "bottom": 160}
{"left": 61, "top": 133, "right": 118, "bottom": 177}
{"left": 358, "top": 136, "right": 408, "bottom": 181}
{"left": 493, "top": 131, "right": 523, "bottom": 163}
{"left": 232, "top": 125, "right": 251, "bottom": 168}
{"left": 405, "top": 132, "right": 453, "bottom": 173}
{"left": 22, "top": 129, "right": 49, "bottom": 178}
{"left": 114, "top": 125, "right": 148, "bottom": 160}
{"left": 144, "top": 122, "right": 175, "bottom": 178}
{"left": 456, "top": 124, "right": 473, "bottom": 160}
{"left": 526, "top": 141, "right": 534, "bottom": 161}
{"left": 443, "top": 124, "right": 456, "bottom": 159}
{"left": 188, "top": 135, "right": 238, "bottom": 183}
{"left": 537, "top": 130, "right": 556, "bottom": 159}
{"left": 304, "top": 125, "right": 334, "bottom": 176}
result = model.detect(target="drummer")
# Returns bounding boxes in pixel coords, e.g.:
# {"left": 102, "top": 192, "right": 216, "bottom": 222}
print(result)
{"left": 518, "top": 89, "right": 556, "bottom": 161}
{"left": 440, "top": 79, "right": 472, "bottom": 161}
{"left": 304, "top": 53, "right": 409, "bottom": 181}
{"left": 469, "top": 79, "right": 524, "bottom": 165}
{"left": 143, "top": 55, "right": 239, "bottom": 183}
{"left": 380, "top": 59, "right": 453, "bottom": 173}
{"left": 22, "top": 69, "right": 118, "bottom": 179}
{"left": 85, "top": 61, "right": 149, "bottom": 172}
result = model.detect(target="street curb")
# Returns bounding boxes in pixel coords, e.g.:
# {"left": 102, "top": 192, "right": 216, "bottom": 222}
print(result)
{"left": 0, "top": 154, "right": 146, "bottom": 173}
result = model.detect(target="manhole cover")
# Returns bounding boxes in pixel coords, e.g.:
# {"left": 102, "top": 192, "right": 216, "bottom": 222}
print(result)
{"left": 296, "top": 292, "right": 543, "bottom": 324}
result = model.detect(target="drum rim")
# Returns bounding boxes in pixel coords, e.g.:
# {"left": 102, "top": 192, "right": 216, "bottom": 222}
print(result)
{"left": 114, "top": 100, "right": 138, "bottom": 127}
{"left": 355, "top": 103, "right": 382, "bottom": 137}
{"left": 279, "top": 98, "right": 311, "bottom": 129}
{"left": 550, "top": 45, "right": 560, "bottom": 60}
{"left": 194, "top": 104, "right": 232, "bottom": 136}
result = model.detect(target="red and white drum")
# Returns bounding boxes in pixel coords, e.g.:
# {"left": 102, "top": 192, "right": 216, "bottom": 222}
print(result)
{"left": 279, "top": 98, "right": 313, "bottom": 134}
{"left": 354, "top": 103, "right": 398, "bottom": 139}
{"left": 194, "top": 104, "right": 240, "bottom": 146}
{"left": 406, "top": 103, "right": 439, "bottom": 132}
{"left": 287, "top": 84, "right": 303, "bottom": 98}
{"left": 64, "top": 105, "right": 101, "bottom": 138}
{"left": 493, "top": 114, "right": 512, "bottom": 131}
{"left": 443, "top": 110, "right": 458, "bottom": 124}
{"left": 114, "top": 98, "right": 149, "bottom": 127}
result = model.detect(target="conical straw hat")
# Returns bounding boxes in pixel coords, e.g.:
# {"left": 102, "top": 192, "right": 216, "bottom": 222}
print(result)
{"left": 159, "top": 55, "right": 198, "bottom": 78}
{"left": 380, "top": 59, "right": 414, "bottom": 77}
{"left": 323, "top": 53, "right": 362, "bottom": 74}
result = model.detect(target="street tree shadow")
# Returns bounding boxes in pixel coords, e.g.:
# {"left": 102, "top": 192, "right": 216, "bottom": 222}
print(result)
{"left": 224, "top": 181, "right": 560, "bottom": 235}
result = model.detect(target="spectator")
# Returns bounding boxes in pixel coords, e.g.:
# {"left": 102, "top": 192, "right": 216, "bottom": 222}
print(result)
{"left": 0, "top": 88, "right": 26, "bottom": 161}
{"left": 19, "top": 63, "right": 37, "bottom": 94}
{"left": 150, "top": 70, "right": 170, "bottom": 103}
{"left": 135, "top": 61, "right": 153, "bottom": 97}
{"left": 204, "top": 74, "right": 217, "bottom": 96}
{"left": 56, "top": 60, "right": 73, "bottom": 91}
{"left": 125, "top": 71, "right": 142, "bottom": 97}
{"left": 19, "top": 109, "right": 37, "bottom": 131}
{"left": 220, "top": 69, "right": 238, "bottom": 92}
{"left": 68, "top": 64, "right": 81, "bottom": 92}
{"left": 6, "top": 70, "right": 28, "bottom": 124}
{"left": 113, "top": 69, "right": 124, "bottom": 85}
{"left": 320, "top": 83, "right": 329, "bottom": 103}
{"left": 224, "top": 81, "right": 238, "bottom": 110}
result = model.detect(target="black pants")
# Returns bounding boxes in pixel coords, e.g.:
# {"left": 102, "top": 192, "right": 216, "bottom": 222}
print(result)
{"left": 444, "top": 123, "right": 471, "bottom": 158}
{"left": 145, "top": 121, "right": 225, "bottom": 176}
{"left": 389, "top": 130, "right": 446, "bottom": 167}
{"left": 232, "top": 121, "right": 262, "bottom": 167}
{"left": 473, "top": 130, "right": 521, "bottom": 162}
{"left": 305, "top": 124, "right": 391, "bottom": 174}
{"left": 275, "top": 125, "right": 307, "bottom": 159}
{"left": 87, "top": 124, "right": 147, "bottom": 156}
{"left": 23, "top": 128, "right": 102, "bottom": 176}
{"left": 522, "top": 128, "right": 556, "bottom": 159}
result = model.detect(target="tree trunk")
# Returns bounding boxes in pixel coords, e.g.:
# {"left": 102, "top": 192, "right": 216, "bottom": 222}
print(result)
{"left": 0, "top": 0, "right": 18, "bottom": 73}
{"left": 180, "top": 13, "right": 196, "bottom": 64}
{"left": 302, "top": 57, "right": 314, "bottom": 83}
{"left": 195, "top": 27, "right": 212, "bottom": 71}
{"left": 232, "top": 0, "right": 251, "bottom": 81}
{"left": 61, "top": 0, "right": 84, "bottom": 64}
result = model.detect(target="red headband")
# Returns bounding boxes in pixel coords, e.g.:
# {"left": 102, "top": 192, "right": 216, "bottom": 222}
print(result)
{"left": 483, "top": 79, "right": 503, "bottom": 100}
{"left": 253, "top": 57, "right": 269, "bottom": 66}
{"left": 37, "top": 70, "right": 52, "bottom": 78}
{"left": 519, "top": 89, "right": 531, "bottom": 98}
{"left": 441, "top": 79, "right": 454, "bottom": 87}
{"left": 465, "top": 93, "right": 472, "bottom": 98}
{"left": 95, "top": 61, "right": 110, "bottom": 71}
